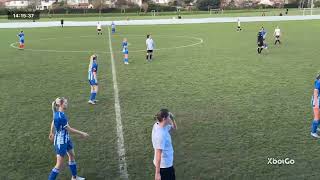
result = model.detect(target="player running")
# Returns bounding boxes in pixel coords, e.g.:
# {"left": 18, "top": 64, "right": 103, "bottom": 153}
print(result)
{"left": 17, "top": 30, "right": 25, "bottom": 49}
{"left": 97, "top": 22, "right": 102, "bottom": 35}
{"left": 111, "top": 21, "right": 116, "bottom": 34}
{"left": 257, "top": 30, "right": 264, "bottom": 54}
{"left": 48, "top": 97, "right": 89, "bottom": 180}
{"left": 122, "top": 38, "right": 129, "bottom": 64}
{"left": 236, "top": 18, "right": 242, "bottom": 31}
{"left": 146, "top": 34, "right": 154, "bottom": 62}
{"left": 88, "top": 55, "right": 98, "bottom": 105}
{"left": 274, "top": 26, "right": 281, "bottom": 45}
{"left": 311, "top": 74, "right": 320, "bottom": 138}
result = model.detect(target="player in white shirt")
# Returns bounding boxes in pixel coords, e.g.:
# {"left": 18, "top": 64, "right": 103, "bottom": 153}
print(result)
{"left": 152, "top": 109, "right": 177, "bottom": 180}
{"left": 274, "top": 26, "right": 281, "bottom": 45}
{"left": 236, "top": 18, "right": 242, "bottom": 31}
{"left": 146, "top": 34, "right": 155, "bottom": 62}
{"left": 97, "top": 22, "right": 102, "bottom": 35}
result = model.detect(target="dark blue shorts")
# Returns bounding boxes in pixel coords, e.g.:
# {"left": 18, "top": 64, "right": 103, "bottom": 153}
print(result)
{"left": 54, "top": 140, "right": 74, "bottom": 157}
{"left": 20, "top": 39, "right": 24, "bottom": 44}
{"left": 89, "top": 80, "right": 98, "bottom": 86}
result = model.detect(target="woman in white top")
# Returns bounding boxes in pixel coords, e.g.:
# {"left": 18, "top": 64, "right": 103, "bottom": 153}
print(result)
{"left": 146, "top": 34, "right": 154, "bottom": 62}
{"left": 274, "top": 26, "right": 281, "bottom": 45}
{"left": 97, "top": 22, "right": 102, "bottom": 35}
{"left": 152, "top": 109, "right": 177, "bottom": 180}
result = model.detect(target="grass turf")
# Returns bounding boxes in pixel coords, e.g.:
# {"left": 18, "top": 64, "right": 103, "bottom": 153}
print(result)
{"left": 1, "top": 20, "right": 320, "bottom": 179}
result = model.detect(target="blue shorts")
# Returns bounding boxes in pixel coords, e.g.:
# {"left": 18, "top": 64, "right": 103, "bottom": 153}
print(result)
{"left": 54, "top": 140, "right": 73, "bottom": 156}
{"left": 123, "top": 49, "right": 128, "bottom": 55}
{"left": 20, "top": 39, "right": 24, "bottom": 43}
{"left": 311, "top": 96, "right": 320, "bottom": 108}
{"left": 112, "top": 28, "right": 115, "bottom": 33}
{"left": 89, "top": 80, "right": 98, "bottom": 86}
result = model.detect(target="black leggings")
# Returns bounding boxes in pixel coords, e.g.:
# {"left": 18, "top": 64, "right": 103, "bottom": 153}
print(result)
{"left": 160, "top": 166, "right": 176, "bottom": 180}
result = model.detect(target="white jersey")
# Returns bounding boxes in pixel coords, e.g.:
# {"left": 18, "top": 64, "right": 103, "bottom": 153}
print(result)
{"left": 97, "top": 23, "right": 101, "bottom": 30}
{"left": 237, "top": 20, "right": 240, "bottom": 26}
{"left": 152, "top": 123, "right": 174, "bottom": 168}
{"left": 146, "top": 38, "right": 154, "bottom": 50}
{"left": 274, "top": 28, "right": 281, "bottom": 36}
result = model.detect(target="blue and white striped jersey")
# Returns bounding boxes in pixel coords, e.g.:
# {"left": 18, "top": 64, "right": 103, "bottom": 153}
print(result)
{"left": 88, "top": 60, "right": 98, "bottom": 81}
{"left": 53, "top": 111, "right": 70, "bottom": 145}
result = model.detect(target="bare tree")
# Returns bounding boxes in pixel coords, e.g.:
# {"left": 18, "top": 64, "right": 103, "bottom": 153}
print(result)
{"left": 115, "top": 0, "right": 127, "bottom": 8}
{"left": 0, "top": 2, "right": 5, "bottom": 9}
{"left": 141, "top": 2, "right": 149, "bottom": 12}
{"left": 141, "top": 0, "right": 150, "bottom": 13}
{"left": 28, "top": 0, "right": 40, "bottom": 10}
{"left": 93, "top": 0, "right": 106, "bottom": 14}
{"left": 49, "top": 2, "right": 61, "bottom": 15}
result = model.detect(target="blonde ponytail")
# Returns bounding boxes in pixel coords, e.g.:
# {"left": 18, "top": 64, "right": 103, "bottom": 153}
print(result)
{"left": 52, "top": 101, "right": 57, "bottom": 114}
{"left": 88, "top": 55, "right": 94, "bottom": 71}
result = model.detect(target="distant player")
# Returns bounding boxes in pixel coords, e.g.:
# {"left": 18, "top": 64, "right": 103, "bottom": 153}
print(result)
{"left": 261, "top": 27, "right": 268, "bottom": 49}
{"left": 274, "top": 26, "right": 281, "bottom": 45}
{"left": 236, "top": 18, "right": 242, "bottom": 31}
{"left": 257, "top": 30, "right": 264, "bottom": 54}
{"left": 111, "top": 21, "right": 116, "bottom": 34}
{"left": 122, "top": 38, "right": 129, "bottom": 64}
{"left": 146, "top": 34, "right": 154, "bottom": 62}
{"left": 48, "top": 97, "right": 89, "bottom": 180}
{"left": 88, "top": 55, "right": 98, "bottom": 104}
{"left": 97, "top": 22, "right": 102, "bottom": 35}
{"left": 17, "top": 31, "right": 24, "bottom": 49}
{"left": 60, "top": 19, "right": 64, "bottom": 28}
{"left": 311, "top": 74, "right": 320, "bottom": 138}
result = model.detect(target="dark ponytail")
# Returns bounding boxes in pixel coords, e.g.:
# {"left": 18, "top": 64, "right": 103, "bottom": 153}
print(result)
{"left": 154, "top": 109, "right": 169, "bottom": 122}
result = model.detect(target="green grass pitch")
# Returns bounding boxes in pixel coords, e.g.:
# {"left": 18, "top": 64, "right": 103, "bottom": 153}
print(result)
{"left": 1, "top": 20, "right": 320, "bottom": 179}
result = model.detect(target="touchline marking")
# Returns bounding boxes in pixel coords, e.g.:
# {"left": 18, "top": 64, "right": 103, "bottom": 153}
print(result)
{"left": 10, "top": 42, "right": 106, "bottom": 53}
{"left": 107, "top": 26, "right": 129, "bottom": 179}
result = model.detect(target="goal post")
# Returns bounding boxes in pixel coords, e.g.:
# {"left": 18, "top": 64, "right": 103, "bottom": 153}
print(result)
{"left": 151, "top": 10, "right": 156, "bottom": 16}
{"left": 302, "top": 8, "right": 320, "bottom": 15}
{"left": 209, "top": 9, "right": 223, "bottom": 14}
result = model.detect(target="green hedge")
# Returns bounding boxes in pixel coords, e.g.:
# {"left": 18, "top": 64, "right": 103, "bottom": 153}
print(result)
{"left": 314, "top": 1, "right": 320, "bottom": 8}
{"left": 147, "top": 3, "right": 177, "bottom": 12}
{"left": 284, "top": 3, "right": 299, "bottom": 8}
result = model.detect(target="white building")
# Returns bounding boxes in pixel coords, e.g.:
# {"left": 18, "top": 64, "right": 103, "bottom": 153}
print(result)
{"left": 36, "top": 0, "right": 56, "bottom": 10}
{"left": 130, "top": 0, "right": 142, "bottom": 6}
{"left": 5, "top": 0, "right": 29, "bottom": 9}
{"left": 152, "top": 0, "right": 171, "bottom": 4}
{"left": 67, "top": 0, "right": 88, "bottom": 6}
{"left": 103, "top": 0, "right": 142, "bottom": 7}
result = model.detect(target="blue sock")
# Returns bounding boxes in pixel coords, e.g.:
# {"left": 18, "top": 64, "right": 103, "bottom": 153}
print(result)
{"left": 48, "top": 168, "right": 59, "bottom": 180}
{"left": 90, "top": 92, "right": 94, "bottom": 101}
{"left": 69, "top": 161, "right": 77, "bottom": 177}
{"left": 92, "top": 92, "right": 97, "bottom": 100}
{"left": 125, "top": 58, "right": 128, "bottom": 63}
{"left": 311, "top": 120, "right": 319, "bottom": 133}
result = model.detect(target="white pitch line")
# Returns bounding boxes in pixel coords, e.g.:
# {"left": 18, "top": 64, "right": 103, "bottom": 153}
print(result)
{"left": 9, "top": 35, "right": 203, "bottom": 54}
{"left": 107, "top": 26, "right": 129, "bottom": 179}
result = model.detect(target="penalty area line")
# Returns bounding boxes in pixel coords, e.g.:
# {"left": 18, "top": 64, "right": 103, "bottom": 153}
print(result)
{"left": 107, "top": 26, "right": 129, "bottom": 179}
